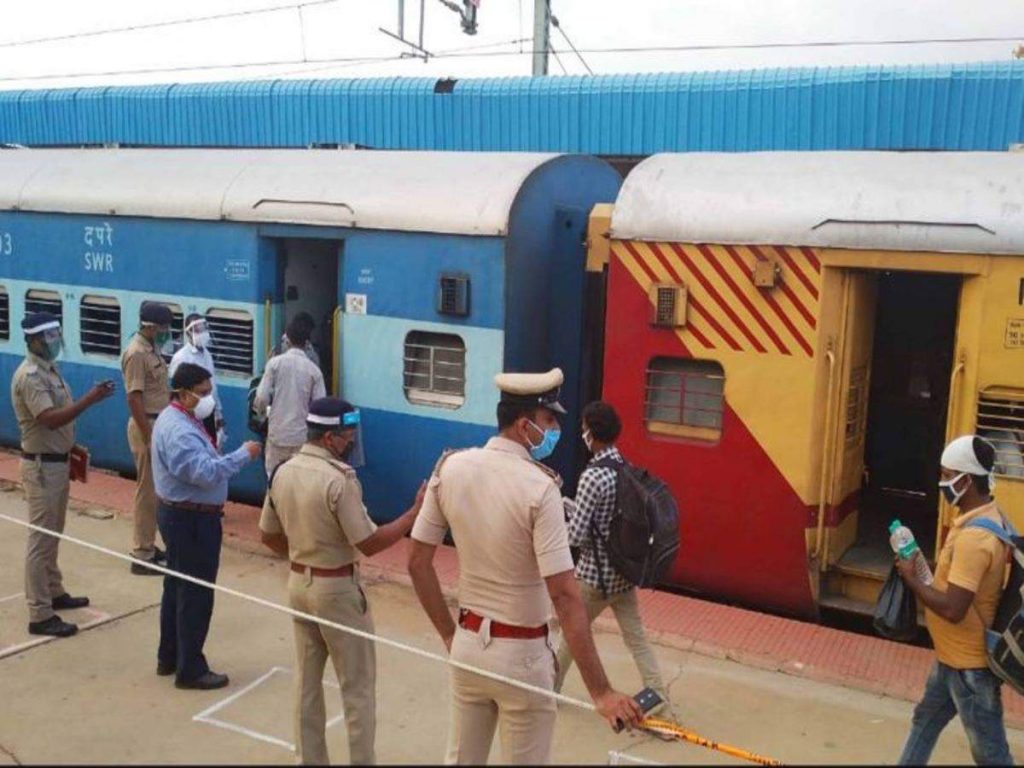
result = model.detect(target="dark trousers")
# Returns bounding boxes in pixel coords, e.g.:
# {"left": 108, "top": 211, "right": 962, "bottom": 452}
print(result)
{"left": 156, "top": 504, "right": 223, "bottom": 683}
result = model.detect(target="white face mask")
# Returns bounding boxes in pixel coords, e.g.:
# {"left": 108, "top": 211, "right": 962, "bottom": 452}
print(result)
{"left": 582, "top": 429, "right": 594, "bottom": 453}
{"left": 191, "top": 330, "right": 211, "bottom": 349}
{"left": 192, "top": 393, "right": 216, "bottom": 421}
{"left": 939, "top": 472, "right": 969, "bottom": 507}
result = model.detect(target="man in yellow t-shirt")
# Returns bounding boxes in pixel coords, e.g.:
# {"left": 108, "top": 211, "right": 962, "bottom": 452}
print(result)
{"left": 896, "top": 435, "right": 1013, "bottom": 766}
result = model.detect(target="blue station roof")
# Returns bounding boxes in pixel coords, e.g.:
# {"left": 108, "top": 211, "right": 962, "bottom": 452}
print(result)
{"left": 0, "top": 61, "right": 1020, "bottom": 153}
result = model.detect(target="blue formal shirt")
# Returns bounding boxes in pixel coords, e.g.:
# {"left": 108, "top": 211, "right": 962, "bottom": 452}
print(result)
{"left": 152, "top": 405, "right": 252, "bottom": 505}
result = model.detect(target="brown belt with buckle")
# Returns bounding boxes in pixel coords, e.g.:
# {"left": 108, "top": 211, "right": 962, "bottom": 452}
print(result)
{"left": 458, "top": 609, "right": 548, "bottom": 639}
{"left": 290, "top": 562, "right": 354, "bottom": 578}
{"left": 159, "top": 498, "right": 224, "bottom": 514}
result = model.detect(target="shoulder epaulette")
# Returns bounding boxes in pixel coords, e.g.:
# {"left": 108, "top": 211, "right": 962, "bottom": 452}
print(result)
{"left": 527, "top": 457, "right": 564, "bottom": 489}
{"left": 432, "top": 447, "right": 469, "bottom": 478}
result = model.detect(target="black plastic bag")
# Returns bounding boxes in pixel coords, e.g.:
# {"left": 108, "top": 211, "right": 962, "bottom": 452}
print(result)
{"left": 873, "top": 564, "right": 918, "bottom": 642}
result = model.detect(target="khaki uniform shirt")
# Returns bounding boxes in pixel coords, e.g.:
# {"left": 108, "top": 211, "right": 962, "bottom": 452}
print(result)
{"left": 259, "top": 444, "right": 377, "bottom": 569}
{"left": 926, "top": 501, "right": 1008, "bottom": 669}
{"left": 412, "top": 436, "right": 574, "bottom": 627}
{"left": 120, "top": 333, "right": 169, "bottom": 415}
{"left": 11, "top": 352, "right": 75, "bottom": 453}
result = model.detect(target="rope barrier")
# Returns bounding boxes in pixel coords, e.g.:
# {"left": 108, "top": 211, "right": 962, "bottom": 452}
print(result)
{"left": 0, "top": 509, "right": 783, "bottom": 765}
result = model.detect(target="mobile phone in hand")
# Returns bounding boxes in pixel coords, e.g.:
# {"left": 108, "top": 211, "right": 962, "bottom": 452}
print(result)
{"left": 614, "top": 687, "right": 664, "bottom": 732}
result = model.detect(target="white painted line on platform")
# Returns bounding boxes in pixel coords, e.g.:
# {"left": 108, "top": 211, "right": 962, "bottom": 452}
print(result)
{"left": 607, "top": 750, "right": 665, "bottom": 765}
{"left": 194, "top": 665, "right": 344, "bottom": 752}
{"left": 0, "top": 592, "right": 23, "bottom": 603}
{"left": 0, "top": 607, "right": 112, "bottom": 660}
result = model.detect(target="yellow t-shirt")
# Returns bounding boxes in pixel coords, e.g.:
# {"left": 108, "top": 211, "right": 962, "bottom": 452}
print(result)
{"left": 925, "top": 501, "right": 1008, "bottom": 669}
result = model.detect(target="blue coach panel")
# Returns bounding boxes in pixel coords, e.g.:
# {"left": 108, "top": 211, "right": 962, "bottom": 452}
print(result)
{"left": 0, "top": 62, "right": 1020, "bottom": 152}
{"left": 0, "top": 148, "right": 619, "bottom": 520}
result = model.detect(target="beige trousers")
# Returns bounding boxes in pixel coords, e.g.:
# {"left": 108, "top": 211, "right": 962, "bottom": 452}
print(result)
{"left": 265, "top": 441, "right": 302, "bottom": 479}
{"left": 555, "top": 581, "right": 666, "bottom": 700}
{"left": 127, "top": 418, "right": 158, "bottom": 558}
{"left": 288, "top": 570, "right": 376, "bottom": 766}
{"left": 21, "top": 459, "right": 69, "bottom": 623}
{"left": 445, "top": 624, "right": 558, "bottom": 766}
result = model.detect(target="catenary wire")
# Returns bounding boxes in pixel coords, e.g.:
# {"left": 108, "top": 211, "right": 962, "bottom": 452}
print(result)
{"left": 550, "top": 16, "right": 593, "bottom": 75}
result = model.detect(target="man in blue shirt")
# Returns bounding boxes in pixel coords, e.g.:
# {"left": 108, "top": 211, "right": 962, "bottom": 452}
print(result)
{"left": 151, "top": 363, "right": 261, "bottom": 690}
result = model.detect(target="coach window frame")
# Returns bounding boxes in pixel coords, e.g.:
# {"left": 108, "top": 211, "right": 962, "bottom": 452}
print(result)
{"left": 976, "top": 386, "right": 1024, "bottom": 480}
{"left": 0, "top": 285, "right": 9, "bottom": 342}
{"left": 205, "top": 307, "right": 255, "bottom": 378}
{"left": 643, "top": 356, "right": 725, "bottom": 441}
{"left": 403, "top": 330, "right": 466, "bottom": 409}
{"left": 79, "top": 294, "right": 122, "bottom": 358}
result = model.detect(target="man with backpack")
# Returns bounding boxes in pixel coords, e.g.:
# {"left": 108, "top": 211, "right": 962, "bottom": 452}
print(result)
{"left": 555, "top": 401, "right": 669, "bottom": 706}
{"left": 896, "top": 434, "right": 1013, "bottom": 765}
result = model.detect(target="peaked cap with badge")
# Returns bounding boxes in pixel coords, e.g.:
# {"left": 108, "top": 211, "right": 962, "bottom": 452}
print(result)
{"left": 494, "top": 368, "right": 567, "bottom": 415}
{"left": 22, "top": 311, "right": 61, "bottom": 336}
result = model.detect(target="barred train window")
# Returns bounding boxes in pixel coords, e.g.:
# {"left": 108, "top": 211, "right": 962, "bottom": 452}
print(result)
{"left": 158, "top": 303, "right": 184, "bottom": 364}
{"left": 80, "top": 295, "right": 121, "bottom": 356}
{"left": 644, "top": 357, "right": 725, "bottom": 440}
{"left": 403, "top": 331, "right": 466, "bottom": 409}
{"left": 0, "top": 285, "right": 8, "bottom": 341}
{"left": 977, "top": 388, "right": 1024, "bottom": 479}
{"left": 206, "top": 308, "right": 254, "bottom": 376}
{"left": 25, "top": 289, "right": 62, "bottom": 325}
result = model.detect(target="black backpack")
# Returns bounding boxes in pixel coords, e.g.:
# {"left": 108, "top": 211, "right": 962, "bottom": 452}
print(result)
{"left": 590, "top": 458, "right": 680, "bottom": 594}
{"left": 247, "top": 376, "right": 268, "bottom": 438}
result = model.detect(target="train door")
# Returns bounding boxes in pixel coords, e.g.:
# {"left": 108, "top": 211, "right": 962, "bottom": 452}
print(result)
{"left": 278, "top": 238, "right": 342, "bottom": 391}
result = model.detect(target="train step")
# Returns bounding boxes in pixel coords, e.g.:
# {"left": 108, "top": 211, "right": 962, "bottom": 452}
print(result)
{"left": 822, "top": 543, "right": 928, "bottom": 626}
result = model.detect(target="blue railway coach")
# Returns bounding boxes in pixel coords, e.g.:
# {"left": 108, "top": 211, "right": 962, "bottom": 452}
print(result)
{"left": 0, "top": 149, "right": 622, "bottom": 519}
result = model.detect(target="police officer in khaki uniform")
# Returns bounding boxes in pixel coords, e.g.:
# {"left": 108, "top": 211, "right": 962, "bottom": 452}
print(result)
{"left": 259, "top": 397, "right": 425, "bottom": 765}
{"left": 121, "top": 301, "right": 172, "bottom": 574}
{"left": 11, "top": 312, "right": 114, "bottom": 637}
{"left": 408, "top": 369, "right": 642, "bottom": 766}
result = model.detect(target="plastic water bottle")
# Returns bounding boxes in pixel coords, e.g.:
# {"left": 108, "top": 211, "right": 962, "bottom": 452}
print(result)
{"left": 889, "top": 519, "right": 934, "bottom": 585}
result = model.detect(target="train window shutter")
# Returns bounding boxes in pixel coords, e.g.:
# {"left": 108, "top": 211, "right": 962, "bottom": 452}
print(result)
{"left": 438, "top": 274, "right": 470, "bottom": 317}
{"left": 403, "top": 331, "right": 466, "bottom": 409}
{"left": 649, "top": 283, "right": 687, "bottom": 328}
{"left": 644, "top": 357, "right": 725, "bottom": 441}
{"left": 0, "top": 286, "right": 8, "bottom": 341}
{"left": 977, "top": 387, "right": 1024, "bottom": 479}
{"left": 206, "top": 308, "right": 254, "bottom": 376}
{"left": 80, "top": 295, "right": 122, "bottom": 357}
{"left": 25, "top": 289, "right": 62, "bottom": 325}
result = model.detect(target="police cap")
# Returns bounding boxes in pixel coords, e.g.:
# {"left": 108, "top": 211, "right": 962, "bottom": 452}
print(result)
{"left": 21, "top": 311, "right": 60, "bottom": 336}
{"left": 494, "top": 368, "right": 567, "bottom": 415}
{"left": 140, "top": 301, "right": 173, "bottom": 326}
{"left": 307, "top": 397, "right": 361, "bottom": 429}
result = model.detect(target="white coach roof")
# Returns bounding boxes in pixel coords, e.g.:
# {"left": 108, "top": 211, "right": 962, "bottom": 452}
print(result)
{"left": 0, "top": 148, "right": 564, "bottom": 236}
{"left": 611, "top": 151, "right": 1024, "bottom": 255}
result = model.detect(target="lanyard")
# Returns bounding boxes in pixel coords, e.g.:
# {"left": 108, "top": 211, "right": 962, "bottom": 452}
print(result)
{"left": 170, "top": 401, "right": 214, "bottom": 446}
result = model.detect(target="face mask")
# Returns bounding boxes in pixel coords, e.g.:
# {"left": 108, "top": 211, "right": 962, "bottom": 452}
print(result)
{"left": 939, "top": 472, "right": 969, "bottom": 506}
{"left": 191, "top": 393, "right": 216, "bottom": 421}
{"left": 39, "top": 336, "right": 63, "bottom": 361}
{"left": 526, "top": 420, "right": 561, "bottom": 461}
{"left": 191, "top": 330, "right": 211, "bottom": 349}
{"left": 582, "top": 429, "right": 594, "bottom": 453}
{"left": 154, "top": 329, "right": 172, "bottom": 348}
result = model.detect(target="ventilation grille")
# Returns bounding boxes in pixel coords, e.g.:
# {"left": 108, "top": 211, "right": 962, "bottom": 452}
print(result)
{"left": 0, "top": 286, "right": 8, "bottom": 341}
{"left": 207, "top": 308, "right": 254, "bottom": 376}
{"left": 404, "top": 331, "right": 466, "bottom": 409}
{"left": 80, "top": 295, "right": 122, "bottom": 356}
{"left": 977, "top": 388, "right": 1024, "bottom": 479}
{"left": 650, "top": 284, "right": 687, "bottom": 327}
{"left": 25, "top": 289, "right": 62, "bottom": 325}
{"left": 438, "top": 274, "right": 470, "bottom": 317}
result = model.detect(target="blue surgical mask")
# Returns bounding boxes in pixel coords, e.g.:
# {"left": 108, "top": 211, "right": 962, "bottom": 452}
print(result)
{"left": 527, "top": 420, "right": 561, "bottom": 461}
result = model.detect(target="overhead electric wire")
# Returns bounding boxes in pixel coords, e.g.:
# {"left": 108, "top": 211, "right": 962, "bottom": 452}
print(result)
{"left": 550, "top": 16, "right": 593, "bottom": 75}
{"left": 1, "top": 33, "right": 1022, "bottom": 85}
{"left": 0, "top": 0, "right": 339, "bottom": 50}
{"left": 549, "top": 43, "right": 568, "bottom": 75}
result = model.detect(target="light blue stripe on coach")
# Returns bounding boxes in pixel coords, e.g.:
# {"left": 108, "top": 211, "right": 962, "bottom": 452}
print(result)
{"left": 340, "top": 313, "right": 502, "bottom": 427}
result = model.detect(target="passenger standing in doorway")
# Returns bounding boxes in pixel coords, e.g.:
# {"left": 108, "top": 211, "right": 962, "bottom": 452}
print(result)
{"left": 121, "top": 300, "right": 172, "bottom": 575}
{"left": 12, "top": 312, "right": 115, "bottom": 637}
{"left": 170, "top": 314, "right": 225, "bottom": 451}
{"left": 152, "top": 363, "right": 261, "bottom": 689}
{"left": 896, "top": 435, "right": 1013, "bottom": 766}
{"left": 259, "top": 397, "right": 425, "bottom": 765}
{"left": 555, "top": 401, "right": 668, "bottom": 706}
{"left": 255, "top": 317, "right": 327, "bottom": 477}
{"left": 408, "top": 369, "right": 642, "bottom": 765}
{"left": 271, "top": 311, "right": 322, "bottom": 369}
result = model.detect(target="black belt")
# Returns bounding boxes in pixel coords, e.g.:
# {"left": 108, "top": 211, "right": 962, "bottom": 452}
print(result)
{"left": 21, "top": 452, "right": 69, "bottom": 463}
{"left": 159, "top": 498, "right": 224, "bottom": 514}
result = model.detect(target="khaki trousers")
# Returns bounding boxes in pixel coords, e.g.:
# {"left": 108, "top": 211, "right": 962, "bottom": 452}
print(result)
{"left": 21, "top": 459, "right": 69, "bottom": 623}
{"left": 555, "top": 581, "right": 666, "bottom": 700}
{"left": 127, "top": 418, "right": 158, "bottom": 558}
{"left": 288, "top": 570, "right": 376, "bottom": 766}
{"left": 265, "top": 441, "right": 302, "bottom": 479}
{"left": 445, "top": 624, "right": 558, "bottom": 766}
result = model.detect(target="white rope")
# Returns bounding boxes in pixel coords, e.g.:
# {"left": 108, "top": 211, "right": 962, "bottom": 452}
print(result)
{"left": 0, "top": 511, "right": 596, "bottom": 712}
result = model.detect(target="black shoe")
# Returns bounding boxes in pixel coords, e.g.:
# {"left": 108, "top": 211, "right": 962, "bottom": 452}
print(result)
{"left": 28, "top": 615, "right": 78, "bottom": 637}
{"left": 175, "top": 671, "right": 229, "bottom": 690}
{"left": 153, "top": 547, "right": 167, "bottom": 563}
{"left": 156, "top": 661, "right": 176, "bottom": 677}
{"left": 51, "top": 593, "right": 90, "bottom": 610}
{"left": 130, "top": 558, "right": 162, "bottom": 576}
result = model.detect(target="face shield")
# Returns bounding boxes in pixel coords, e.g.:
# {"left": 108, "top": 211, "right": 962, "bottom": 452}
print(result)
{"left": 341, "top": 409, "right": 366, "bottom": 469}
{"left": 185, "top": 318, "right": 212, "bottom": 350}
{"left": 37, "top": 327, "right": 64, "bottom": 361}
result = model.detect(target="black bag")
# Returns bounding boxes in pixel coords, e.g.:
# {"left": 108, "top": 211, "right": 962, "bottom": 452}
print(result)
{"left": 873, "top": 564, "right": 918, "bottom": 642}
{"left": 592, "top": 458, "right": 680, "bottom": 592}
{"left": 247, "top": 376, "right": 268, "bottom": 437}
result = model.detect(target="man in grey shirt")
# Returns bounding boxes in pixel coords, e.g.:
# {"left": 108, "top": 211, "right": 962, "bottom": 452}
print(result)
{"left": 254, "top": 318, "right": 326, "bottom": 477}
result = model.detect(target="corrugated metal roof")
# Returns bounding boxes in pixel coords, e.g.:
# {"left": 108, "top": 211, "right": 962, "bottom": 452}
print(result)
{"left": 0, "top": 148, "right": 565, "bottom": 235}
{"left": 0, "top": 62, "right": 1020, "bottom": 153}
{"left": 612, "top": 151, "right": 1024, "bottom": 254}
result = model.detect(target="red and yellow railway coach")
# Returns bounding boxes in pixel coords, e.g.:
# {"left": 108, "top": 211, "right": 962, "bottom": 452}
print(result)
{"left": 588, "top": 152, "right": 1024, "bottom": 619}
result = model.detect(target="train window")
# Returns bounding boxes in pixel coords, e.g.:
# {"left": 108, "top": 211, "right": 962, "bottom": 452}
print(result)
{"left": 403, "top": 331, "right": 466, "bottom": 409}
{"left": 25, "top": 289, "right": 62, "bottom": 326}
{"left": 976, "top": 388, "right": 1024, "bottom": 480}
{"left": 0, "top": 286, "right": 8, "bottom": 341}
{"left": 644, "top": 357, "right": 724, "bottom": 440}
{"left": 206, "top": 308, "right": 254, "bottom": 376}
{"left": 157, "top": 303, "right": 184, "bottom": 364}
{"left": 80, "top": 295, "right": 122, "bottom": 357}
